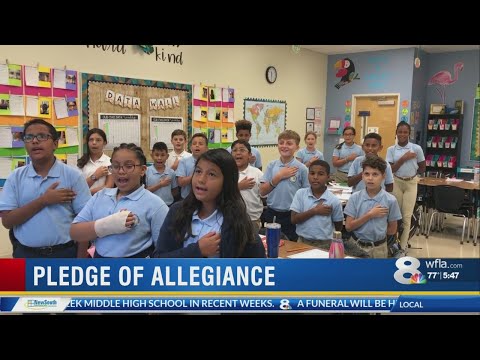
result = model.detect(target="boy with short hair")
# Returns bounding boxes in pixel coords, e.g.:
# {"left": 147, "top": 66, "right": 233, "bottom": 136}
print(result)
{"left": 227, "top": 119, "right": 262, "bottom": 170}
{"left": 347, "top": 133, "right": 394, "bottom": 193}
{"left": 290, "top": 160, "right": 343, "bottom": 251}
{"left": 260, "top": 130, "right": 309, "bottom": 241}
{"left": 0, "top": 118, "right": 91, "bottom": 258}
{"left": 146, "top": 142, "right": 178, "bottom": 206}
{"left": 176, "top": 133, "right": 208, "bottom": 199}
{"left": 232, "top": 139, "right": 264, "bottom": 235}
{"left": 344, "top": 156, "right": 402, "bottom": 258}
{"left": 166, "top": 129, "right": 191, "bottom": 171}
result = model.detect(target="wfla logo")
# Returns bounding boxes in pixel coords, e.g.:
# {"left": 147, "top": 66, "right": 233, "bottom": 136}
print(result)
{"left": 393, "top": 256, "right": 427, "bottom": 285}
{"left": 279, "top": 299, "right": 292, "bottom": 310}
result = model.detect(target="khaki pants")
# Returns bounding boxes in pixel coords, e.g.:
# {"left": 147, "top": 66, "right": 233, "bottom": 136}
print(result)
{"left": 298, "top": 236, "right": 331, "bottom": 251}
{"left": 354, "top": 239, "right": 388, "bottom": 258}
{"left": 334, "top": 171, "right": 349, "bottom": 184}
{"left": 392, "top": 176, "right": 419, "bottom": 249}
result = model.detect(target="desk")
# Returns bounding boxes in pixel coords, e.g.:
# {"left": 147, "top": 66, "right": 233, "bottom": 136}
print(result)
{"left": 418, "top": 177, "right": 479, "bottom": 244}
{"left": 279, "top": 240, "right": 316, "bottom": 258}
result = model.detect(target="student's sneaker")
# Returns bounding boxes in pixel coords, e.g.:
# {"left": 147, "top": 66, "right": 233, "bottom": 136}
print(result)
{"left": 393, "top": 249, "right": 407, "bottom": 258}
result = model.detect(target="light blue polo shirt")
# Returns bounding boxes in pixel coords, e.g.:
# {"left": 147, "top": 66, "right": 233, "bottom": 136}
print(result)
{"left": 333, "top": 143, "right": 364, "bottom": 172}
{"left": 348, "top": 155, "right": 394, "bottom": 193}
{"left": 227, "top": 145, "right": 262, "bottom": 169}
{"left": 296, "top": 148, "right": 324, "bottom": 164}
{"left": 344, "top": 189, "right": 402, "bottom": 242}
{"left": 386, "top": 142, "right": 425, "bottom": 178}
{"left": 261, "top": 158, "right": 309, "bottom": 211}
{"left": 73, "top": 185, "right": 169, "bottom": 257}
{"left": 290, "top": 187, "right": 344, "bottom": 241}
{"left": 176, "top": 155, "right": 198, "bottom": 199}
{"left": 184, "top": 209, "right": 223, "bottom": 258}
{"left": 146, "top": 165, "right": 178, "bottom": 205}
{"left": 0, "top": 159, "right": 91, "bottom": 247}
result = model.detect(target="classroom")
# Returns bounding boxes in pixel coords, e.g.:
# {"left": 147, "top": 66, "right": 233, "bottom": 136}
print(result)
{"left": 0, "top": 45, "right": 478, "bottom": 259}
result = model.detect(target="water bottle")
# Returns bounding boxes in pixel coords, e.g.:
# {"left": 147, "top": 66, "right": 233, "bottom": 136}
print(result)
{"left": 329, "top": 231, "right": 345, "bottom": 259}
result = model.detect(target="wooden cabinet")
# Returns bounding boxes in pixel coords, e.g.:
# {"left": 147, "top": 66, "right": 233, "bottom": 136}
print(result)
{"left": 425, "top": 113, "right": 462, "bottom": 177}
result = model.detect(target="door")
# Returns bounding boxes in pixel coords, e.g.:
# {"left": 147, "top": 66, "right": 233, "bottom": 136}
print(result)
{"left": 354, "top": 95, "right": 399, "bottom": 160}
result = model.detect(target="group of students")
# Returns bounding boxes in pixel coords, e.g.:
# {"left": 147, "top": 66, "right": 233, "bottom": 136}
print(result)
{"left": 0, "top": 117, "right": 425, "bottom": 260}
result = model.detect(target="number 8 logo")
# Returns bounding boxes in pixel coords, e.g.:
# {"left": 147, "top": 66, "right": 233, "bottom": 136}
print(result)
{"left": 394, "top": 256, "right": 421, "bottom": 284}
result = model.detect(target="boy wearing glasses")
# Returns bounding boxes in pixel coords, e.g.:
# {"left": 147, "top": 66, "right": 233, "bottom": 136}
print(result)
{"left": 0, "top": 119, "right": 91, "bottom": 258}
{"left": 232, "top": 140, "right": 264, "bottom": 234}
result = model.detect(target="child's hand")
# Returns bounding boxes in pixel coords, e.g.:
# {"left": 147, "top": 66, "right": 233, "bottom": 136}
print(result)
{"left": 369, "top": 205, "right": 389, "bottom": 218}
{"left": 42, "top": 182, "right": 76, "bottom": 205}
{"left": 347, "top": 153, "right": 358, "bottom": 162}
{"left": 198, "top": 231, "right": 221, "bottom": 257}
{"left": 173, "top": 157, "right": 180, "bottom": 168}
{"left": 160, "top": 177, "right": 172, "bottom": 187}
{"left": 239, "top": 177, "right": 256, "bottom": 190}
{"left": 278, "top": 166, "right": 298, "bottom": 180}
{"left": 249, "top": 154, "right": 257, "bottom": 164}
{"left": 401, "top": 151, "right": 417, "bottom": 161}
{"left": 94, "top": 166, "right": 109, "bottom": 179}
{"left": 315, "top": 202, "right": 332, "bottom": 215}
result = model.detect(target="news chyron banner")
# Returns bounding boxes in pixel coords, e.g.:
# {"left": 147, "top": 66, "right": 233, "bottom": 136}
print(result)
{"left": 0, "top": 257, "right": 478, "bottom": 313}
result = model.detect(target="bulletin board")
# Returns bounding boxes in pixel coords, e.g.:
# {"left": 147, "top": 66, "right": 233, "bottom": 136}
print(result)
{"left": 470, "top": 98, "right": 480, "bottom": 162}
{"left": 0, "top": 63, "right": 80, "bottom": 187}
{"left": 81, "top": 73, "right": 192, "bottom": 162}
{"left": 192, "top": 84, "right": 235, "bottom": 149}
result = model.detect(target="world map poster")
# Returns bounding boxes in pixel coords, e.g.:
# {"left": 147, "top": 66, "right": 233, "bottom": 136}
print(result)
{"left": 244, "top": 99, "right": 286, "bottom": 146}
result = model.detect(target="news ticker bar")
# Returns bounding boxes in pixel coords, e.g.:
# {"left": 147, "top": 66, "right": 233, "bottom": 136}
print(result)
{"left": 1, "top": 258, "right": 479, "bottom": 292}
{"left": 1, "top": 296, "right": 479, "bottom": 313}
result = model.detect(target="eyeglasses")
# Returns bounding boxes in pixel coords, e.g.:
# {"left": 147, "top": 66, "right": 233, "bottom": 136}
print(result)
{"left": 23, "top": 134, "right": 53, "bottom": 143}
{"left": 108, "top": 164, "right": 143, "bottom": 173}
{"left": 232, "top": 148, "right": 249, "bottom": 154}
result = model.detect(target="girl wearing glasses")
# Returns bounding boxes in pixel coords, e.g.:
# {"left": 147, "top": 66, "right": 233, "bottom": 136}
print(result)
{"left": 153, "top": 149, "right": 265, "bottom": 258}
{"left": 77, "top": 128, "right": 114, "bottom": 195}
{"left": 332, "top": 126, "right": 364, "bottom": 183}
{"left": 71, "top": 143, "right": 169, "bottom": 258}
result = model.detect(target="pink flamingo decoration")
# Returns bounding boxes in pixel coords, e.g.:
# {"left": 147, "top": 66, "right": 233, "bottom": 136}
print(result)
{"left": 428, "top": 62, "right": 464, "bottom": 104}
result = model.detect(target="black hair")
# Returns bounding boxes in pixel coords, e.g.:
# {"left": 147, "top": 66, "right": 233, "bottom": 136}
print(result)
{"left": 111, "top": 143, "right": 147, "bottom": 185}
{"left": 310, "top": 159, "right": 330, "bottom": 175}
{"left": 152, "top": 141, "right": 169, "bottom": 153}
{"left": 77, "top": 128, "right": 107, "bottom": 169}
{"left": 172, "top": 149, "right": 255, "bottom": 257}
{"left": 23, "top": 118, "right": 58, "bottom": 141}
{"left": 231, "top": 139, "right": 251, "bottom": 153}
{"left": 234, "top": 119, "right": 252, "bottom": 133}
{"left": 335, "top": 126, "right": 356, "bottom": 149}
{"left": 396, "top": 121, "right": 411, "bottom": 133}
{"left": 364, "top": 132, "right": 382, "bottom": 144}
{"left": 362, "top": 155, "right": 387, "bottom": 174}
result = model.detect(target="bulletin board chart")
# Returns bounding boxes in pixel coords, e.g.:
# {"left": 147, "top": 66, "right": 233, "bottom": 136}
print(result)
{"left": 192, "top": 84, "right": 235, "bottom": 149}
{"left": 81, "top": 73, "right": 192, "bottom": 162}
{"left": 0, "top": 63, "right": 80, "bottom": 187}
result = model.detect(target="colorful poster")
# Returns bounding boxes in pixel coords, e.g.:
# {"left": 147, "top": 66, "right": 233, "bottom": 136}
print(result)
{"left": 38, "top": 97, "right": 52, "bottom": 119}
{"left": 0, "top": 94, "right": 10, "bottom": 115}
{"left": 470, "top": 98, "right": 480, "bottom": 161}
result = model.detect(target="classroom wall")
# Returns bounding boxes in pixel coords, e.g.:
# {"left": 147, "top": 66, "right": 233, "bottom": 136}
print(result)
{"left": 324, "top": 48, "right": 415, "bottom": 167}
{"left": 411, "top": 48, "right": 429, "bottom": 145}
{"left": 0, "top": 45, "right": 328, "bottom": 256}
{"left": 425, "top": 49, "right": 479, "bottom": 167}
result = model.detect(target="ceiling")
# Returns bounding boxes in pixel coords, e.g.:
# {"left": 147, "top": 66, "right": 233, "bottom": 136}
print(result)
{"left": 301, "top": 45, "right": 479, "bottom": 55}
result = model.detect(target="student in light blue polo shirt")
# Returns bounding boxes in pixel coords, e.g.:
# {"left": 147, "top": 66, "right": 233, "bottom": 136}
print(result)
{"left": 226, "top": 119, "right": 262, "bottom": 170}
{"left": 260, "top": 130, "right": 309, "bottom": 241}
{"left": 0, "top": 119, "right": 91, "bottom": 258}
{"left": 332, "top": 126, "right": 364, "bottom": 183}
{"left": 146, "top": 142, "right": 178, "bottom": 206}
{"left": 291, "top": 160, "right": 344, "bottom": 251}
{"left": 296, "top": 131, "right": 324, "bottom": 166}
{"left": 176, "top": 133, "right": 208, "bottom": 199}
{"left": 70, "top": 143, "right": 169, "bottom": 258}
{"left": 154, "top": 149, "right": 265, "bottom": 258}
{"left": 344, "top": 156, "right": 402, "bottom": 258}
{"left": 348, "top": 133, "right": 393, "bottom": 193}
{"left": 386, "top": 121, "right": 426, "bottom": 253}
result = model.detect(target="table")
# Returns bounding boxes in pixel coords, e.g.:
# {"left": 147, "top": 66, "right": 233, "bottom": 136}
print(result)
{"left": 417, "top": 177, "right": 479, "bottom": 245}
{"left": 279, "top": 240, "right": 316, "bottom": 258}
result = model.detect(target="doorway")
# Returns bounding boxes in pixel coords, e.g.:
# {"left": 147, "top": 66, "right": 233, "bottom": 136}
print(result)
{"left": 352, "top": 94, "right": 400, "bottom": 159}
